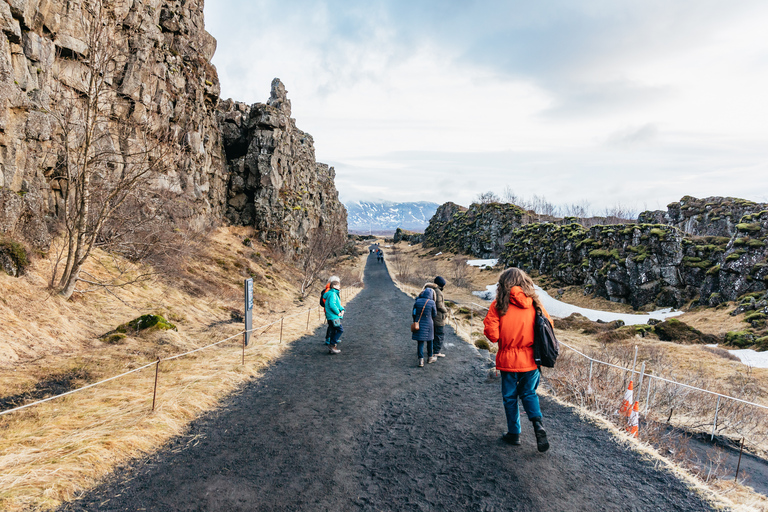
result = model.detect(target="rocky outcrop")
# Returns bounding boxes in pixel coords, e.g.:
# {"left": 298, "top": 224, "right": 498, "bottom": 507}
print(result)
{"left": 0, "top": 2, "right": 346, "bottom": 263}
{"left": 638, "top": 196, "right": 768, "bottom": 238}
{"left": 218, "top": 80, "right": 347, "bottom": 257}
{"left": 393, "top": 228, "right": 423, "bottom": 244}
{"left": 0, "top": 0, "right": 226, "bottom": 249}
{"left": 500, "top": 215, "right": 768, "bottom": 309}
{"left": 423, "top": 202, "right": 532, "bottom": 258}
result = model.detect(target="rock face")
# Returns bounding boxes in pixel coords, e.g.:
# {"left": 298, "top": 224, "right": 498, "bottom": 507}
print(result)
{"left": 423, "top": 198, "right": 768, "bottom": 309}
{"left": 423, "top": 202, "right": 532, "bottom": 258}
{"left": 393, "top": 228, "right": 423, "bottom": 244}
{"left": 0, "top": 0, "right": 226, "bottom": 249}
{"left": 639, "top": 196, "right": 768, "bottom": 238}
{"left": 218, "top": 80, "right": 347, "bottom": 257}
{"left": 0, "top": 2, "right": 346, "bottom": 263}
{"left": 499, "top": 218, "right": 768, "bottom": 309}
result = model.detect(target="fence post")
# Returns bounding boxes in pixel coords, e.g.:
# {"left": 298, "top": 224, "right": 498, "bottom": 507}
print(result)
{"left": 637, "top": 362, "right": 646, "bottom": 405}
{"left": 151, "top": 358, "right": 161, "bottom": 411}
{"left": 242, "top": 333, "right": 245, "bottom": 365}
{"left": 470, "top": 308, "right": 474, "bottom": 337}
{"left": 735, "top": 438, "right": 745, "bottom": 482}
{"left": 307, "top": 310, "right": 311, "bottom": 331}
{"left": 279, "top": 317, "right": 284, "bottom": 344}
{"left": 587, "top": 360, "right": 594, "bottom": 395}
{"left": 644, "top": 376, "right": 653, "bottom": 414}
{"left": 711, "top": 396, "right": 721, "bottom": 441}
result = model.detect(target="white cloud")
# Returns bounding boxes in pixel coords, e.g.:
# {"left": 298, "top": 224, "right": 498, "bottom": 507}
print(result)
{"left": 204, "top": 0, "right": 768, "bottom": 212}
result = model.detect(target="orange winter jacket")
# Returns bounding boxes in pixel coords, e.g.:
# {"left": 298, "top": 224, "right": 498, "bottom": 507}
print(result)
{"left": 483, "top": 286, "right": 553, "bottom": 373}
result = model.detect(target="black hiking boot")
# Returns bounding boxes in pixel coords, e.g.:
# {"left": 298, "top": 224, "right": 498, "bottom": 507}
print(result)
{"left": 502, "top": 433, "right": 521, "bottom": 446}
{"left": 531, "top": 419, "right": 549, "bottom": 452}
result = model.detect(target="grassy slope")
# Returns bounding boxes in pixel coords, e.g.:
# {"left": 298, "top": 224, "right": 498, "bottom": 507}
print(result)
{"left": 0, "top": 227, "right": 366, "bottom": 511}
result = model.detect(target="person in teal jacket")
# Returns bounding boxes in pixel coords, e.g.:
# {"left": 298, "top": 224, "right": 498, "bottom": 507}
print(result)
{"left": 324, "top": 276, "right": 345, "bottom": 354}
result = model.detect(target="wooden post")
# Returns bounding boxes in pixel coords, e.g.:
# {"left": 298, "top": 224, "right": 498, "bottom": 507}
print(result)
{"left": 279, "top": 317, "right": 284, "bottom": 344}
{"left": 242, "top": 333, "right": 245, "bottom": 365}
{"left": 735, "top": 438, "right": 745, "bottom": 482}
{"left": 307, "top": 310, "right": 311, "bottom": 331}
{"left": 711, "top": 396, "right": 721, "bottom": 441}
{"left": 151, "top": 358, "right": 161, "bottom": 411}
{"left": 470, "top": 308, "right": 474, "bottom": 337}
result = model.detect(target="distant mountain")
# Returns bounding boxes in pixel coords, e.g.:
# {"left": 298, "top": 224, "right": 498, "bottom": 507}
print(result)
{"left": 345, "top": 201, "right": 440, "bottom": 233}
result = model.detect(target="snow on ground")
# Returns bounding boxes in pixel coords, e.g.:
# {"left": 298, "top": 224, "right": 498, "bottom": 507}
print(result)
{"left": 728, "top": 349, "right": 768, "bottom": 369}
{"left": 467, "top": 259, "right": 498, "bottom": 268}
{"left": 472, "top": 284, "right": 683, "bottom": 324}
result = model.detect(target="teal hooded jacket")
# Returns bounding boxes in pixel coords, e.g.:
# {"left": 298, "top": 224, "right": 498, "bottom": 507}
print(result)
{"left": 323, "top": 288, "right": 345, "bottom": 320}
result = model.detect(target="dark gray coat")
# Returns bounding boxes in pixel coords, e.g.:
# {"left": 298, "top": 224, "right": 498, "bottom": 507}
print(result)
{"left": 411, "top": 289, "right": 437, "bottom": 341}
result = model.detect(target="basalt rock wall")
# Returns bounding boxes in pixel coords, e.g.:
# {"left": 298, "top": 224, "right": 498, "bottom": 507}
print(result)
{"left": 0, "top": 0, "right": 226, "bottom": 248}
{"left": 500, "top": 217, "right": 768, "bottom": 309}
{"left": 218, "top": 80, "right": 347, "bottom": 258}
{"left": 423, "top": 202, "right": 532, "bottom": 258}
{"left": 639, "top": 196, "right": 768, "bottom": 238}
{"left": 0, "top": 1, "right": 346, "bottom": 260}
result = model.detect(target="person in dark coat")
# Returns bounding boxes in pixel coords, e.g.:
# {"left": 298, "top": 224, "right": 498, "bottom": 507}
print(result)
{"left": 424, "top": 276, "right": 448, "bottom": 362}
{"left": 411, "top": 288, "right": 437, "bottom": 367}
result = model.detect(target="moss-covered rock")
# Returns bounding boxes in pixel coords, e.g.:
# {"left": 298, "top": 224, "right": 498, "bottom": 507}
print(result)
{"left": 654, "top": 318, "right": 718, "bottom": 344}
{"left": 0, "top": 239, "right": 29, "bottom": 277}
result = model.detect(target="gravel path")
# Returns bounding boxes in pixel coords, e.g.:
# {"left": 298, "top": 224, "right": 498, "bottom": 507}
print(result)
{"left": 60, "top": 253, "right": 714, "bottom": 511}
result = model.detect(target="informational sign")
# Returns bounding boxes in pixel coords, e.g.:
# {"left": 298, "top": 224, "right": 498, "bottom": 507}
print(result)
{"left": 244, "top": 278, "right": 253, "bottom": 346}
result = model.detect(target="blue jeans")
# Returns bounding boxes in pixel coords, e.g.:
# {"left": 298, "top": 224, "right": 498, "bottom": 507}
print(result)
{"left": 501, "top": 369, "right": 542, "bottom": 434}
{"left": 329, "top": 322, "right": 343, "bottom": 346}
{"left": 417, "top": 339, "right": 433, "bottom": 359}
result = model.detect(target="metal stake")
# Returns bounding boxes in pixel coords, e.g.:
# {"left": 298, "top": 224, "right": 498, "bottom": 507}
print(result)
{"left": 711, "top": 396, "right": 721, "bottom": 441}
{"left": 644, "top": 376, "right": 653, "bottom": 414}
{"left": 279, "top": 317, "right": 284, "bottom": 344}
{"left": 151, "top": 358, "right": 161, "bottom": 411}
{"left": 735, "top": 438, "right": 745, "bottom": 482}
{"left": 587, "top": 360, "right": 594, "bottom": 395}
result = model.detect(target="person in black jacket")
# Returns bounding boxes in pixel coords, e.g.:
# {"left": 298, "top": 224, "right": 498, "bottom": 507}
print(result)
{"left": 411, "top": 288, "right": 437, "bottom": 367}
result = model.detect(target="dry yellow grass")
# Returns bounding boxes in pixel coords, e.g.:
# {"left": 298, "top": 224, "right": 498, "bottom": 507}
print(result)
{"left": 0, "top": 228, "right": 368, "bottom": 511}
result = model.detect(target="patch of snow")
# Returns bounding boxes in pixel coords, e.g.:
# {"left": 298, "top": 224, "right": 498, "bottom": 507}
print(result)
{"left": 472, "top": 284, "right": 684, "bottom": 325}
{"left": 467, "top": 259, "right": 498, "bottom": 268}
{"left": 384, "top": 245, "right": 392, "bottom": 248}
{"left": 435, "top": 252, "right": 442, "bottom": 256}
{"left": 728, "top": 349, "right": 768, "bottom": 369}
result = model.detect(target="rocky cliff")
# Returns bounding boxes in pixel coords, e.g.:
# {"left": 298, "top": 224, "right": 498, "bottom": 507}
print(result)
{"left": 423, "top": 202, "right": 533, "bottom": 258}
{"left": 0, "top": 1, "right": 346, "bottom": 260}
{"left": 218, "top": 80, "right": 346, "bottom": 257}
{"left": 0, "top": 0, "right": 226, "bottom": 249}
{"left": 638, "top": 196, "right": 768, "bottom": 238}
{"left": 423, "top": 197, "right": 767, "bottom": 309}
{"left": 499, "top": 214, "right": 768, "bottom": 309}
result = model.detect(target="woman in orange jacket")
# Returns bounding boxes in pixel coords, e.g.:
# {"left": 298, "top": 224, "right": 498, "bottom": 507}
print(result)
{"left": 483, "top": 267, "right": 551, "bottom": 452}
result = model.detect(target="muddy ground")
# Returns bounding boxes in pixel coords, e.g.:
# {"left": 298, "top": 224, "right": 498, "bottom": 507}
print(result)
{"left": 60, "top": 253, "right": 714, "bottom": 511}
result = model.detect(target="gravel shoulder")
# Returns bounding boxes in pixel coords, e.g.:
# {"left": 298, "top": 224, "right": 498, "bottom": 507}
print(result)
{"left": 60, "top": 253, "right": 715, "bottom": 511}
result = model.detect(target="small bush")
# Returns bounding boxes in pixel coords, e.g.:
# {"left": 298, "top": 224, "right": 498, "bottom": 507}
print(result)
{"left": 475, "top": 338, "right": 491, "bottom": 351}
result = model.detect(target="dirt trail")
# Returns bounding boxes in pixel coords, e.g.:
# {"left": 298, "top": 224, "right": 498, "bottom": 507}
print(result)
{"left": 60, "top": 253, "right": 713, "bottom": 511}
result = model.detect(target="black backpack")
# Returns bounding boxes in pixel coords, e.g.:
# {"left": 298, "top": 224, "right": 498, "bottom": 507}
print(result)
{"left": 319, "top": 285, "right": 330, "bottom": 308}
{"left": 532, "top": 308, "right": 559, "bottom": 368}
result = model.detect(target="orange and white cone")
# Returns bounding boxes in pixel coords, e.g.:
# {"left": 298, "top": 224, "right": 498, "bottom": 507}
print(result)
{"left": 618, "top": 381, "right": 633, "bottom": 416}
{"left": 626, "top": 401, "right": 639, "bottom": 437}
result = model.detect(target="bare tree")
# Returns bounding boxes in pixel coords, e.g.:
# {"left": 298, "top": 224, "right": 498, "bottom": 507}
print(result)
{"left": 475, "top": 191, "right": 500, "bottom": 204}
{"left": 298, "top": 221, "right": 345, "bottom": 297}
{"left": 388, "top": 245, "right": 413, "bottom": 282}
{"left": 47, "top": 4, "right": 171, "bottom": 300}
{"left": 451, "top": 257, "right": 470, "bottom": 289}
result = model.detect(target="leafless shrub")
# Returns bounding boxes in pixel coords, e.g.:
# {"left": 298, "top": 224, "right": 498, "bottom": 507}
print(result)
{"left": 475, "top": 191, "right": 501, "bottom": 204}
{"left": 298, "top": 220, "right": 346, "bottom": 297}
{"left": 389, "top": 246, "right": 413, "bottom": 283}
{"left": 451, "top": 257, "right": 470, "bottom": 289}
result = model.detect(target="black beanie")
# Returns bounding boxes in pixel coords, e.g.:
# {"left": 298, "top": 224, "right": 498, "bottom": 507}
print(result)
{"left": 434, "top": 276, "right": 447, "bottom": 288}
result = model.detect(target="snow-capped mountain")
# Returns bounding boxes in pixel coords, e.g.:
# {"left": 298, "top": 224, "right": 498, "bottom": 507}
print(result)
{"left": 346, "top": 201, "right": 440, "bottom": 233}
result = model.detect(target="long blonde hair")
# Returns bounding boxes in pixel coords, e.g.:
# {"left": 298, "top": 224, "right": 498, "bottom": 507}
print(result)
{"left": 494, "top": 267, "right": 543, "bottom": 316}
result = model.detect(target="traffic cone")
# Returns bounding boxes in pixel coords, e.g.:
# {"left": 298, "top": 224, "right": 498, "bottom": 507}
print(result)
{"left": 626, "top": 401, "right": 639, "bottom": 437}
{"left": 619, "top": 381, "right": 633, "bottom": 416}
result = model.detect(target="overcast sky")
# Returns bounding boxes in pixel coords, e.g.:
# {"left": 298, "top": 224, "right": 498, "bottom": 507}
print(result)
{"left": 204, "top": 1, "right": 768, "bottom": 213}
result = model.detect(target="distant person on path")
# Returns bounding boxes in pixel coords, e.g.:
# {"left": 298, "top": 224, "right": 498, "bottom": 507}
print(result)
{"left": 424, "top": 276, "right": 448, "bottom": 361}
{"left": 482, "top": 267, "right": 551, "bottom": 452}
{"left": 411, "top": 288, "right": 437, "bottom": 367}
{"left": 324, "top": 276, "right": 345, "bottom": 354}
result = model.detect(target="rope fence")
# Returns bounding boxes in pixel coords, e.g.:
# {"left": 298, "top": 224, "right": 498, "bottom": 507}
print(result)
{"left": 391, "top": 280, "right": 768, "bottom": 469}
{"left": 0, "top": 287, "right": 360, "bottom": 419}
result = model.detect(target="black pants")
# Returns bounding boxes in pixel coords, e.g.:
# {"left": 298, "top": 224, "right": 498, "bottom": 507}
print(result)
{"left": 433, "top": 324, "right": 445, "bottom": 354}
